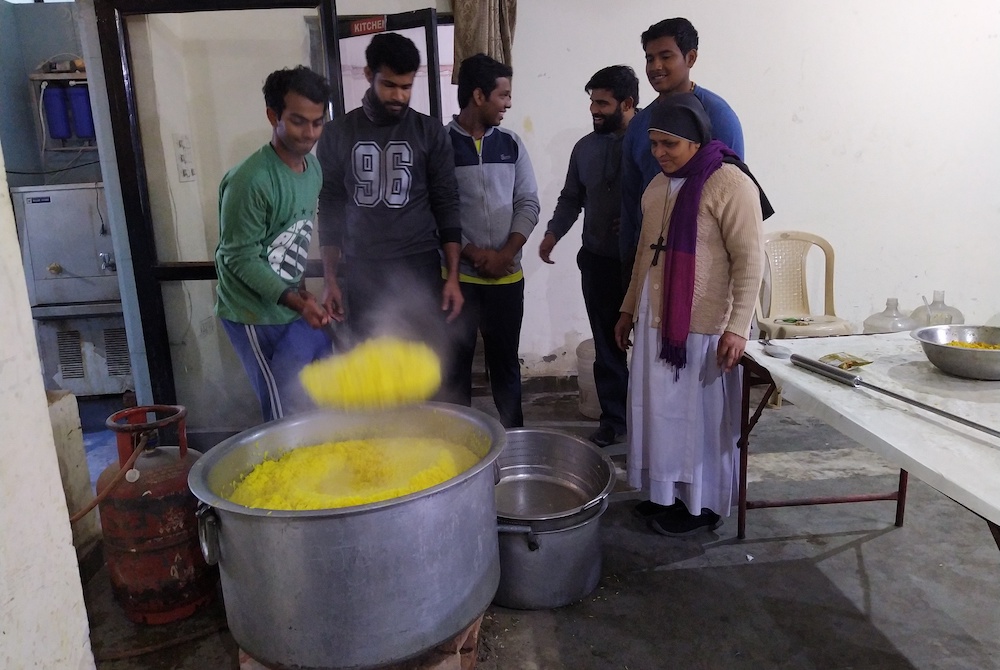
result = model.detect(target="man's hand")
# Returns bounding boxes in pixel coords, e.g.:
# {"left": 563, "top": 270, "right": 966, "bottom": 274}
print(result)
{"left": 441, "top": 277, "right": 464, "bottom": 322}
{"left": 280, "top": 288, "right": 331, "bottom": 329}
{"left": 538, "top": 231, "right": 557, "bottom": 264}
{"left": 462, "top": 244, "right": 488, "bottom": 268}
{"left": 476, "top": 249, "right": 515, "bottom": 278}
{"left": 614, "top": 313, "right": 634, "bottom": 351}
{"left": 321, "top": 278, "right": 345, "bottom": 323}
{"left": 717, "top": 331, "right": 747, "bottom": 372}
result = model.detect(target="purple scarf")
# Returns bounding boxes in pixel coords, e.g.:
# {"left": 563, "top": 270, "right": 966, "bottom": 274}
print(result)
{"left": 659, "top": 139, "right": 737, "bottom": 368}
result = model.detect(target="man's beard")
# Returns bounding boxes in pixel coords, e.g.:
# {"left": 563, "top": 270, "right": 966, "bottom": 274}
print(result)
{"left": 381, "top": 99, "right": 407, "bottom": 116}
{"left": 593, "top": 107, "right": 624, "bottom": 134}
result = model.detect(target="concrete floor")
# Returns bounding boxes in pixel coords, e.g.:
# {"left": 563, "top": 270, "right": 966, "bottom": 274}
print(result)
{"left": 84, "top": 383, "right": 1000, "bottom": 670}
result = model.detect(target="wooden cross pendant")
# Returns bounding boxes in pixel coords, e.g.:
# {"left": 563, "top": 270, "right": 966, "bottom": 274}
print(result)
{"left": 650, "top": 236, "right": 668, "bottom": 266}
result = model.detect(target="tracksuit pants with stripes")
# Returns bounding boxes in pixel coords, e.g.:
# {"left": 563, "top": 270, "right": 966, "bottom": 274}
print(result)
{"left": 221, "top": 317, "right": 331, "bottom": 423}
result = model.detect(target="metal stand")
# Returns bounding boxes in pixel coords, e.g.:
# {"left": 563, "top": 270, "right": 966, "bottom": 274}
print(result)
{"left": 736, "top": 354, "right": 909, "bottom": 539}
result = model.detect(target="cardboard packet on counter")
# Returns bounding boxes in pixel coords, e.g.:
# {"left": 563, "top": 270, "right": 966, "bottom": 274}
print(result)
{"left": 818, "top": 352, "right": 872, "bottom": 370}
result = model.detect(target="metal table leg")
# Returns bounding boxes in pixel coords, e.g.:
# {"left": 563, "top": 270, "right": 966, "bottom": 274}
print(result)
{"left": 737, "top": 354, "right": 909, "bottom": 539}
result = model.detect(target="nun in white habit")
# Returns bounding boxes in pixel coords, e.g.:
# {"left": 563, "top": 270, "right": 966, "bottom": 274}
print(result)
{"left": 614, "top": 93, "right": 765, "bottom": 537}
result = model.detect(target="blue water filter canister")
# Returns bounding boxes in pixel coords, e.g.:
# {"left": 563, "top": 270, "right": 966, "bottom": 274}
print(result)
{"left": 42, "top": 85, "right": 72, "bottom": 140}
{"left": 67, "top": 84, "right": 96, "bottom": 139}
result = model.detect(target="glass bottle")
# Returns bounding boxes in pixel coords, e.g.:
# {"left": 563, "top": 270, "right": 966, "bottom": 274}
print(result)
{"left": 909, "top": 290, "right": 964, "bottom": 326}
{"left": 863, "top": 298, "right": 919, "bottom": 334}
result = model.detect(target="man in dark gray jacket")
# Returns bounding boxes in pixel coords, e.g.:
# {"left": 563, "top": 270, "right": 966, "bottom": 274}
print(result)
{"left": 317, "top": 32, "right": 463, "bottom": 342}
{"left": 539, "top": 65, "right": 639, "bottom": 446}
{"left": 446, "top": 53, "right": 539, "bottom": 427}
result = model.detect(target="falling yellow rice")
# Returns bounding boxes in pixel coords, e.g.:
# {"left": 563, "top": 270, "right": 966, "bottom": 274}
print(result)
{"left": 300, "top": 336, "right": 441, "bottom": 410}
{"left": 228, "top": 437, "right": 480, "bottom": 510}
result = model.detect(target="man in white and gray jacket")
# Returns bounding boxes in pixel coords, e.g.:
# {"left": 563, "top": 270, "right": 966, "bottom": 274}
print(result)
{"left": 446, "top": 53, "right": 539, "bottom": 427}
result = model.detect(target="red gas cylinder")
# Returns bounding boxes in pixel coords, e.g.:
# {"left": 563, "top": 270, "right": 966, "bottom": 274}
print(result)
{"left": 97, "top": 405, "right": 218, "bottom": 624}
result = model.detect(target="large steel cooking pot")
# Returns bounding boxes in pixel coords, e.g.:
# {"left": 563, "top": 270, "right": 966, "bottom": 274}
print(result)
{"left": 188, "top": 403, "right": 506, "bottom": 670}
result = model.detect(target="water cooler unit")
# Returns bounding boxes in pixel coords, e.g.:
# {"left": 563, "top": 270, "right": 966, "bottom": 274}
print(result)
{"left": 11, "top": 183, "right": 133, "bottom": 396}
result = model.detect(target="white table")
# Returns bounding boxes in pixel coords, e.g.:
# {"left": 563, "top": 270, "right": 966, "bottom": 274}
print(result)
{"left": 737, "top": 332, "right": 1000, "bottom": 543}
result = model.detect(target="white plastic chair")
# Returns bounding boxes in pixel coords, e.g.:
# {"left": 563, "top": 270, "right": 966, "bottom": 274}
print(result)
{"left": 755, "top": 231, "right": 854, "bottom": 339}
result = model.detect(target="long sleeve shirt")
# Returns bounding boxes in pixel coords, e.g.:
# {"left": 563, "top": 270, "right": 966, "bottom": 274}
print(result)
{"left": 622, "top": 164, "right": 764, "bottom": 337}
{"left": 316, "top": 105, "right": 461, "bottom": 261}
{"left": 620, "top": 85, "right": 745, "bottom": 262}
{"left": 447, "top": 119, "right": 540, "bottom": 280}
{"left": 546, "top": 130, "right": 624, "bottom": 260}
{"left": 214, "top": 144, "right": 322, "bottom": 325}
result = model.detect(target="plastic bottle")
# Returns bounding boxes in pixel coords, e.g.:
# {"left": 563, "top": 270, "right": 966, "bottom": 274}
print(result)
{"left": 909, "top": 290, "right": 964, "bottom": 327}
{"left": 863, "top": 298, "right": 919, "bottom": 334}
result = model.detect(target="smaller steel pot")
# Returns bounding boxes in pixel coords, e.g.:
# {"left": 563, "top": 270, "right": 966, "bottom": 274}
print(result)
{"left": 493, "top": 429, "right": 615, "bottom": 610}
{"left": 495, "top": 499, "right": 607, "bottom": 609}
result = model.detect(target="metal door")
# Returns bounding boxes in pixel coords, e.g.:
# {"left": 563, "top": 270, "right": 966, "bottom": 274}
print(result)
{"left": 334, "top": 9, "right": 444, "bottom": 120}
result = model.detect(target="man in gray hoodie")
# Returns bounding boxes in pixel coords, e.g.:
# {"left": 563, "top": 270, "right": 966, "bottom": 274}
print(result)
{"left": 446, "top": 53, "right": 539, "bottom": 427}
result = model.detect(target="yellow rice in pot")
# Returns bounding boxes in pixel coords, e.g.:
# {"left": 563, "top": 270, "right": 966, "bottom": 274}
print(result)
{"left": 228, "top": 437, "right": 480, "bottom": 510}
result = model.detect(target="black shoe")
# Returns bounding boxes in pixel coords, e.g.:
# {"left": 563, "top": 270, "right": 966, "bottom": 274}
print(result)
{"left": 649, "top": 508, "right": 722, "bottom": 537}
{"left": 631, "top": 500, "right": 683, "bottom": 519}
{"left": 588, "top": 425, "right": 625, "bottom": 447}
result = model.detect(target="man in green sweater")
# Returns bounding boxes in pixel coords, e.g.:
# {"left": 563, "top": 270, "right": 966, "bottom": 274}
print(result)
{"left": 215, "top": 66, "right": 332, "bottom": 423}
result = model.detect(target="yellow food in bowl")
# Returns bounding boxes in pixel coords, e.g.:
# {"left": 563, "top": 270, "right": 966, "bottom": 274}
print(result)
{"left": 946, "top": 340, "right": 1000, "bottom": 350}
{"left": 300, "top": 336, "right": 441, "bottom": 410}
{"left": 228, "top": 437, "right": 479, "bottom": 510}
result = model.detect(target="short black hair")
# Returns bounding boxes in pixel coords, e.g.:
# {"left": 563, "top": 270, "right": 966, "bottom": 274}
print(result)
{"left": 585, "top": 65, "right": 640, "bottom": 107}
{"left": 262, "top": 66, "right": 331, "bottom": 118}
{"left": 365, "top": 32, "right": 421, "bottom": 75}
{"left": 641, "top": 17, "right": 699, "bottom": 55}
{"left": 457, "top": 53, "right": 513, "bottom": 108}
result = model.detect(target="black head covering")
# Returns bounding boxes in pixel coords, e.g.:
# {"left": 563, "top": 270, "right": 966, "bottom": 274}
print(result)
{"left": 648, "top": 92, "right": 775, "bottom": 220}
{"left": 647, "top": 93, "right": 712, "bottom": 145}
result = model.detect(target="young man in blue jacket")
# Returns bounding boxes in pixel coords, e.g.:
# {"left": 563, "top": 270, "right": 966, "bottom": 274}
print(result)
{"left": 620, "top": 17, "right": 744, "bottom": 274}
{"left": 446, "top": 53, "right": 540, "bottom": 427}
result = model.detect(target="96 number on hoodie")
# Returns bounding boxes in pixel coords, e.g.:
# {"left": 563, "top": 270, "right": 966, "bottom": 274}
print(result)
{"left": 352, "top": 141, "right": 412, "bottom": 208}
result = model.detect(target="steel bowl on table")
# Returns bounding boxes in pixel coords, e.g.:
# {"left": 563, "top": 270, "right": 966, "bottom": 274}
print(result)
{"left": 910, "top": 325, "right": 1000, "bottom": 380}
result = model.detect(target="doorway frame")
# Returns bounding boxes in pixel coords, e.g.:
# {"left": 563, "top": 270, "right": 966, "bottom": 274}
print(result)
{"left": 92, "top": 0, "right": 341, "bottom": 404}
{"left": 334, "top": 9, "right": 443, "bottom": 120}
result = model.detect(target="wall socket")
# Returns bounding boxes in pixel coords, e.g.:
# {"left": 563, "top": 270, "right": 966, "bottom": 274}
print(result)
{"left": 172, "top": 132, "right": 196, "bottom": 183}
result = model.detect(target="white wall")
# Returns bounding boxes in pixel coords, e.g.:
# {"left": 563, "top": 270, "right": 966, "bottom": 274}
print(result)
{"left": 0, "top": 137, "right": 95, "bottom": 668}
{"left": 513, "top": 0, "right": 1000, "bottom": 373}
{"left": 76, "top": 0, "right": 1000, "bottom": 421}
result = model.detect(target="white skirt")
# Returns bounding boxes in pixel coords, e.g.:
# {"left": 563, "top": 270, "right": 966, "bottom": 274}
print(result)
{"left": 627, "top": 278, "right": 741, "bottom": 516}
